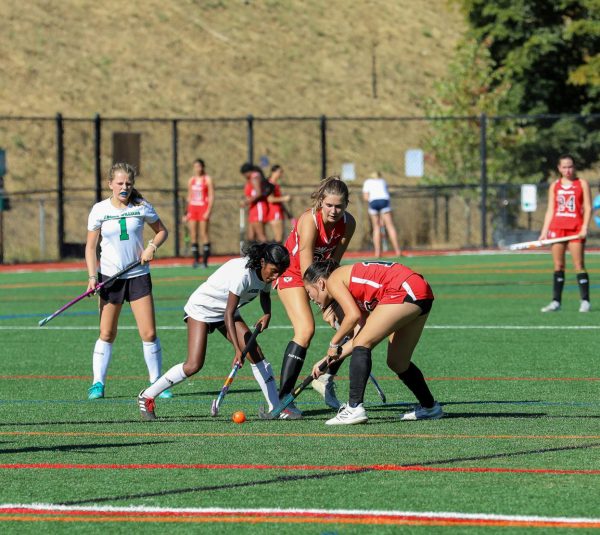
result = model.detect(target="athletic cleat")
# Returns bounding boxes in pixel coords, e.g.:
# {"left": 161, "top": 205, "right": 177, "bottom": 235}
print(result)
{"left": 541, "top": 300, "right": 561, "bottom": 312}
{"left": 400, "top": 401, "right": 444, "bottom": 421}
{"left": 579, "top": 300, "right": 591, "bottom": 312}
{"left": 326, "top": 403, "right": 368, "bottom": 425}
{"left": 138, "top": 390, "right": 157, "bottom": 421}
{"left": 87, "top": 382, "right": 104, "bottom": 400}
{"left": 311, "top": 374, "right": 341, "bottom": 410}
{"left": 279, "top": 402, "right": 303, "bottom": 420}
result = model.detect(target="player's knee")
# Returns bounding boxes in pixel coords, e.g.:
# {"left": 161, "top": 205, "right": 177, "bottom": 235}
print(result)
{"left": 387, "top": 356, "right": 410, "bottom": 374}
{"left": 183, "top": 360, "right": 203, "bottom": 375}
{"left": 293, "top": 326, "right": 315, "bottom": 347}
{"left": 139, "top": 329, "right": 157, "bottom": 342}
{"left": 99, "top": 331, "right": 116, "bottom": 343}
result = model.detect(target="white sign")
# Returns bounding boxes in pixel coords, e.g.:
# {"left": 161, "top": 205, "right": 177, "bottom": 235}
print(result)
{"left": 405, "top": 149, "right": 424, "bottom": 177}
{"left": 341, "top": 163, "right": 355, "bottom": 181}
{"left": 521, "top": 184, "right": 537, "bottom": 212}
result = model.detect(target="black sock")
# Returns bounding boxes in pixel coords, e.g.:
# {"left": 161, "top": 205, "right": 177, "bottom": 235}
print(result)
{"left": 327, "top": 358, "right": 344, "bottom": 376}
{"left": 191, "top": 243, "right": 199, "bottom": 263}
{"left": 577, "top": 272, "right": 589, "bottom": 301}
{"left": 398, "top": 362, "right": 435, "bottom": 408}
{"left": 553, "top": 270, "right": 565, "bottom": 302}
{"left": 349, "top": 346, "right": 372, "bottom": 407}
{"left": 279, "top": 341, "right": 307, "bottom": 398}
{"left": 202, "top": 243, "right": 211, "bottom": 266}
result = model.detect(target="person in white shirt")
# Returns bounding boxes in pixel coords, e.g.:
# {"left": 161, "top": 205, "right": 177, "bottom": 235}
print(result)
{"left": 85, "top": 162, "right": 169, "bottom": 400}
{"left": 362, "top": 171, "right": 401, "bottom": 257}
{"left": 137, "top": 242, "right": 290, "bottom": 421}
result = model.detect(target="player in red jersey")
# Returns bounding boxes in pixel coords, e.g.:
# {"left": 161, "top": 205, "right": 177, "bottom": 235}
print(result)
{"left": 275, "top": 176, "right": 356, "bottom": 418}
{"left": 241, "top": 163, "right": 269, "bottom": 242}
{"left": 539, "top": 154, "right": 592, "bottom": 312}
{"left": 265, "top": 165, "right": 292, "bottom": 243}
{"left": 185, "top": 159, "right": 214, "bottom": 268}
{"left": 303, "top": 259, "right": 442, "bottom": 425}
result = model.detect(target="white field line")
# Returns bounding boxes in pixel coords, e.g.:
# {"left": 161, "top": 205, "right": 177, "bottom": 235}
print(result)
{"left": 0, "top": 503, "right": 599, "bottom": 525}
{"left": 3, "top": 324, "right": 600, "bottom": 331}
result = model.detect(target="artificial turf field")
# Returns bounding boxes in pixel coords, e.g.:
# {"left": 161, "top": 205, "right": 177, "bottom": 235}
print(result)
{"left": 0, "top": 252, "right": 598, "bottom": 534}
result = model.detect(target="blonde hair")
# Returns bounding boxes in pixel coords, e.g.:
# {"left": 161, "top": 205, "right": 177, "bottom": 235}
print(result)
{"left": 310, "top": 176, "right": 350, "bottom": 210}
{"left": 109, "top": 162, "right": 144, "bottom": 205}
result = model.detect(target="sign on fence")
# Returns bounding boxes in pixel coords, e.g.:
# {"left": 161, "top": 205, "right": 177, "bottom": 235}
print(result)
{"left": 520, "top": 184, "right": 537, "bottom": 212}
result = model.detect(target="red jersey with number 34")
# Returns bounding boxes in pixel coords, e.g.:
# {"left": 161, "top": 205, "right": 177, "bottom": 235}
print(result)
{"left": 550, "top": 178, "right": 584, "bottom": 231}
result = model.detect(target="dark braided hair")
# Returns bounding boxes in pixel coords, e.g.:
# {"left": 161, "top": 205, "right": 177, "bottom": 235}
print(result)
{"left": 243, "top": 241, "right": 290, "bottom": 273}
{"left": 303, "top": 259, "right": 339, "bottom": 284}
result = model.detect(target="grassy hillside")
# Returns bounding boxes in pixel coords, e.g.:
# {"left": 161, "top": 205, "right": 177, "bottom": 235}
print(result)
{"left": 2, "top": 0, "right": 464, "bottom": 117}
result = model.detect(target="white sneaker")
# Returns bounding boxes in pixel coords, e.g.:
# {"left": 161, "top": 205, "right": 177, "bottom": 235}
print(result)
{"left": 400, "top": 401, "right": 443, "bottom": 421}
{"left": 325, "top": 403, "right": 368, "bottom": 425}
{"left": 541, "top": 300, "right": 561, "bottom": 312}
{"left": 311, "top": 374, "right": 341, "bottom": 409}
{"left": 579, "top": 300, "right": 591, "bottom": 312}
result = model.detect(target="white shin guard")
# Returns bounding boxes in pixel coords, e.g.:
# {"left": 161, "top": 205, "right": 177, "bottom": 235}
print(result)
{"left": 251, "top": 360, "right": 279, "bottom": 411}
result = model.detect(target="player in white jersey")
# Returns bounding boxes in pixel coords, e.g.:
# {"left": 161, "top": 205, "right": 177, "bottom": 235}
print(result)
{"left": 137, "top": 242, "right": 290, "bottom": 421}
{"left": 85, "top": 163, "right": 169, "bottom": 400}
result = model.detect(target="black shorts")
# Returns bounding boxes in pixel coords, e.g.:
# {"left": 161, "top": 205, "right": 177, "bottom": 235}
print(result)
{"left": 403, "top": 295, "right": 434, "bottom": 316}
{"left": 98, "top": 273, "right": 152, "bottom": 304}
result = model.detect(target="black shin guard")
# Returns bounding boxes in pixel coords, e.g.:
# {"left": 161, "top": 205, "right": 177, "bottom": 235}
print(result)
{"left": 203, "top": 243, "right": 211, "bottom": 267}
{"left": 349, "top": 346, "right": 372, "bottom": 406}
{"left": 577, "top": 272, "right": 590, "bottom": 301}
{"left": 398, "top": 362, "right": 435, "bottom": 408}
{"left": 553, "top": 270, "right": 565, "bottom": 302}
{"left": 279, "top": 341, "right": 307, "bottom": 398}
{"left": 191, "top": 243, "right": 199, "bottom": 263}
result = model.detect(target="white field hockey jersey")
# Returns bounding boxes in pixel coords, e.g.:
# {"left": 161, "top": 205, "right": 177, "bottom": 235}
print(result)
{"left": 362, "top": 178, "right": 390, "bottom": 202}
{"left": 87, "top": 198, "right": 160, "bottom": 278}
{"left": 184, "top": 257, "right": 271, "bottom": 323}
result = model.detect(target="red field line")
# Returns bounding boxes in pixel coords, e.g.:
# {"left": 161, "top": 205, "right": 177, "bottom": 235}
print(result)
{"left": 0, "top": 463, "right": 598, "bottom": 476}
{"left": 0, "top": 506, "right": 598, "bottom": 528}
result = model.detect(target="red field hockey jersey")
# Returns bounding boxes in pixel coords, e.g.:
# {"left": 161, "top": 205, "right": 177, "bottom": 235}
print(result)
{"left": 284, "top": 209, "right": 347, "bottom": 276}
{"left": 550, "top": 178, "right": 584, "bottom": 231}
{"left": 268, "top": 182, "right": 283, "bottom": 219}
{"left": 188, "top": 175, "right": 209, "bottom": 206}
{"left": 348, "top": 262, "right": 419, "bottom": 312}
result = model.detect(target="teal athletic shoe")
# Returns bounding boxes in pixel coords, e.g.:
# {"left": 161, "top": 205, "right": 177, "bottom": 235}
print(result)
{"left": 88, "top": 382, "right": 105, "bottom": 400}
{"left": 149, "top": 382, "right": 173, "bottom": 399}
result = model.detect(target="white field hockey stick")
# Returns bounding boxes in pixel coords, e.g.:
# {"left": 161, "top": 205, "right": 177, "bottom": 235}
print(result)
{"left": 508, "top": 234, "right": 580, "bottom": 251}
{"left": 210, "top": 324, "right": 262, "bottom": 417}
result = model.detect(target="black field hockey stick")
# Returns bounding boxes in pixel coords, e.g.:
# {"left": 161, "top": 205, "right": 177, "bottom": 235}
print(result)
{"left": 38, "top": 260, "right": 142, "bottom": 327}
{"left": 258, "top": 359, "right": 331, "bottom": 420}
{"left": 210, "top": 324, "right": 262, "bottom": 416}
{"left": 368, "top": 373, "right": 387, "bottom": 403}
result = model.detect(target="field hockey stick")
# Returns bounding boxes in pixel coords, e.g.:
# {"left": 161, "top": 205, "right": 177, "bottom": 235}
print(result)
{"left": 508, "top": 234, "right": 580, "bottom": 251}
{"left": 368, "top": 373, "right": 387, "bottom": 403}
{"left": 210, "top": 324, "right": 262, "bottom": 417}
{"left": 38, "top": 260, "right": 141, "bottom": 327}
{"left": 259, "top": 359, "right": 331, "bottom": 420}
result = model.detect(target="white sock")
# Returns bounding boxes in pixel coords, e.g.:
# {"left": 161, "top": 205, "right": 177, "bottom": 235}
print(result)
{"left": 251, "top": 360, "right": 279, "bottom": 411}
{"left": 143, "top": 338, "right": 162, "bottom": 383}
{"left": 92, "top": 339, "right": 113, "bottom": 384}
{"left": 143, "top": 363, "right": 187, "bottom": 399}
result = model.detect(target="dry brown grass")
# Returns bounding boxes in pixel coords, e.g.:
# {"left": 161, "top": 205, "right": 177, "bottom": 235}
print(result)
{"left": 0, "top": 0, "right": 466, "bottom": 260}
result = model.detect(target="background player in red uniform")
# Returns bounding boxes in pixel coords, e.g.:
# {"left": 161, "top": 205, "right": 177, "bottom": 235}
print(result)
{"left": 241, "top": 163, "right": 269, "bottom": 242}
{"left": 539, "top": 154, "right": 591, "bottom": 312}
{"left": 275, "top": 176, "right": 356, "bottom": 418}
{"left": 265, "top": 164, "right": 292, "bottom": 243}
{"left": 304, "top": 259, "right": 442, "bottom": 425}
{"left": 186, "top": 159, "right": 214, "bottom": 268}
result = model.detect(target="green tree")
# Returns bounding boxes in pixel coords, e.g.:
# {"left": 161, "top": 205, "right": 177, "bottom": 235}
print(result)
{"left": 459, "top": 0, "right": 600, "bottom": 176}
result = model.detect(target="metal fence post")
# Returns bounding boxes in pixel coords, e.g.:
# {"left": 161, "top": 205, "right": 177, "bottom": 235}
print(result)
{"left": 56, "top": 113, "right": 65, "bottom": 259}
{"left": 172, "top": 119, "right": 180, "bottom": 257}
{"left": 246, "top": 114, "right": 254, "bottom": 164}
{"left": 320, "top": 115, "right": 327, "bottom": 179}
{"left": 480, "top": 113, "right": 488, "bottom": 248}
{"left": 94, "top": 113, "right": 102, "bottom": 203}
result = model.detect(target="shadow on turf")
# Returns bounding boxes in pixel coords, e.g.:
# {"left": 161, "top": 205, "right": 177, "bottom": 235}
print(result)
{"left": 0, "top": 440, "right": 174, "bottom": 456}
{"left": 58, "top": 442, "right": 600, "bottom": 506}
{"left": 59, "top": 467, "right": 372, "bottom": 506}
